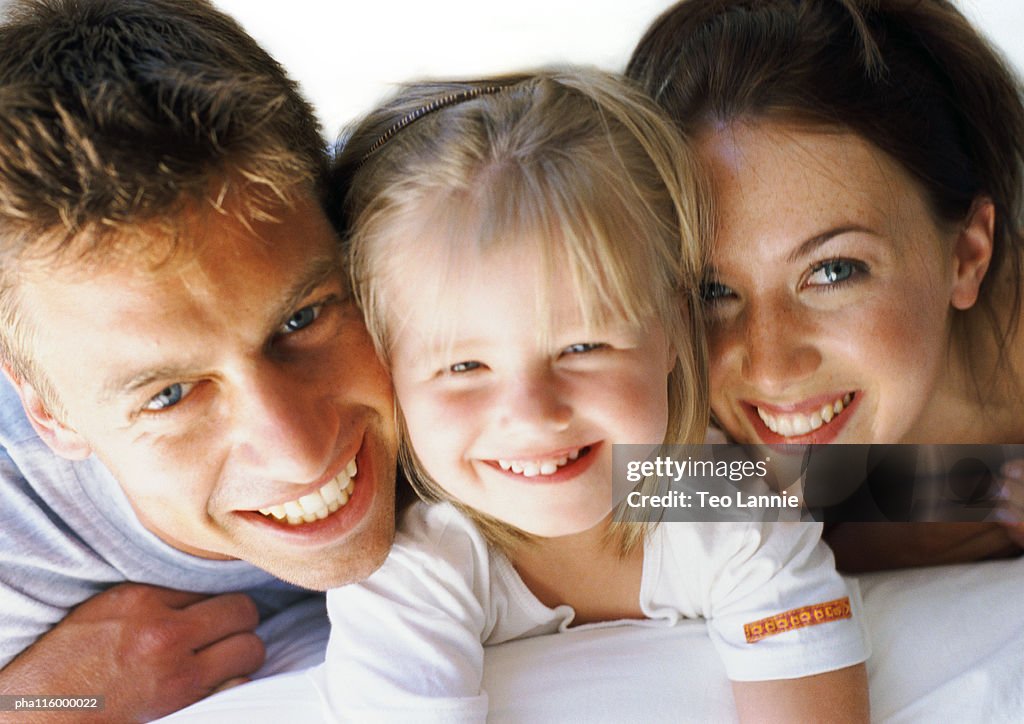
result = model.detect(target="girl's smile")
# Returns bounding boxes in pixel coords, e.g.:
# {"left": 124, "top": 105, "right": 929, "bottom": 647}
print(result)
{"left": 382, "top": 227, "right": 675, "bottom": 538}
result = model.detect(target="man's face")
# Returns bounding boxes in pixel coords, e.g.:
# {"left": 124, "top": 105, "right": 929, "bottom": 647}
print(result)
{"left": 14, "top": 195, "right": 397, "bottom": 590}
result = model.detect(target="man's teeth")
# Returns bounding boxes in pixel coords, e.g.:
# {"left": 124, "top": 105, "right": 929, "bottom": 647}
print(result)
{"left": 258, "top": 458, "right": 357, "bottom": 525}
{"left": 757, "top": 394, "right": 853, "bottom": 437}
{"left": 497, "top": 448, "right": 582, "bottom": 477}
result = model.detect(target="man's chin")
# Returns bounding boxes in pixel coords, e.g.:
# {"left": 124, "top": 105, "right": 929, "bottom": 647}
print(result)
{"left": 246, "top": 519, "right": 396, "bottom": 591}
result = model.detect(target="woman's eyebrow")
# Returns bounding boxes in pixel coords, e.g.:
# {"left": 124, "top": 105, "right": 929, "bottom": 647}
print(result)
{"left": 786, "top": 225, "right": 875, "bottom": 263}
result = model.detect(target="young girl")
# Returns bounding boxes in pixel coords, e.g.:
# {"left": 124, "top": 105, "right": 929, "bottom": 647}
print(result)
{"left": 318, "top": 69, "right": 869, "bottom": 721}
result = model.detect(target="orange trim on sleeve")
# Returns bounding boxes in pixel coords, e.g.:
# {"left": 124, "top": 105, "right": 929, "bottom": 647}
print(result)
{"left": 743, "top": 597, "right": 852, "bottom": 643}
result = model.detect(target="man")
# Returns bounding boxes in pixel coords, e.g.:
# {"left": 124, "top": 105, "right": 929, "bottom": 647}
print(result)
{"left": 0, "top": 0, "right": 398, "bottom": 719}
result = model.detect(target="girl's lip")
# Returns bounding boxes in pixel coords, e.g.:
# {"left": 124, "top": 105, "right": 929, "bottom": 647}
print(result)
{"left": 482, "top": 441, "right": 602, "bottom": 484}
{"left": 489, "top": 442, "right": 597, "bottom": 462}
{"left": 740, "top": 392, "right": 861, "bottom": 445}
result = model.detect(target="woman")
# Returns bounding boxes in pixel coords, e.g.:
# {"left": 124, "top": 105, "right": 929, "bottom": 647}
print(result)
{"left": 626, "top": 0, "right": 1024, "bottom": 569}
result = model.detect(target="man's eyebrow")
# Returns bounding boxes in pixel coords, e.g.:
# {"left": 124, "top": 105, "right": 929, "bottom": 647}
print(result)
{"left": 99, "top": 253, "right": 343, "bottom": 403}
{"left": 786, "top": 225, "right": 875, "bottom": 264}
{"left": 267, "top": 253, "right": 343, "bottom": 332}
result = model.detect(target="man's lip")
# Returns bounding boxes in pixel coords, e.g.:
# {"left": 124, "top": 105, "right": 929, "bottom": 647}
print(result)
{"left": 246, "top": 434, "right": 364, "bottom": 511}
{"left": 740, "top": 392, "right": 861, "bottom": 445}
{"left": 233, "top": 437, "right": 377, "bottom": 544}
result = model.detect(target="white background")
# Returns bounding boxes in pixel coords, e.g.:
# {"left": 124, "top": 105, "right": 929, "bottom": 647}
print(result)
{"left": 211, "top": 0, "right": 1024, "bottom": 141}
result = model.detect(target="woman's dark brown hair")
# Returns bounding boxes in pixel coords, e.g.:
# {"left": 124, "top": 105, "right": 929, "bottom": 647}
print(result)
{"left": 627, "top": 0, "right": 1024, "bottom": 365}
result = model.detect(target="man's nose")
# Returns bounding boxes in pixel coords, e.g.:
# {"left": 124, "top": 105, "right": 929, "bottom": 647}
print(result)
{"left": 229, "top": 362, "right": 338, "bottom": 483}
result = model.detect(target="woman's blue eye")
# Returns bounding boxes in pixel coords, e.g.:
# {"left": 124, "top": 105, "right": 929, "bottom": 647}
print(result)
{"left": 145, "top": 383, "right": 184, "bottom": 411}
{"left": 700, "top": 281, "right": 734, "bottom": 303}
{"left": 806, "top": 259, "right": 863, "bottom": 286}
{"left": 450, "top": 361, "right": 481, "bottom": 373}
{"left": 281, "top": 304, "right": 321, "bottom": 333}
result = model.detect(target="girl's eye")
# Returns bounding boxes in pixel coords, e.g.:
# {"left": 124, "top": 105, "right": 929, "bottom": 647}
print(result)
{"left": 562, "top": 342, "right": 605, "bottom": 355}
{"left": 280, "top": 304, "right": 322, "bottom": 334}
{"left": 805, "top": 259, "right": 865, "bottom": 287}
{"left": 700, "top": 280, "right": 735, "bottom": 303}
{"left": 143, "top": 382, "right": 194, "bottom": 411}
{"left": 450, "top": 361, "right": 481, "bottom": 374}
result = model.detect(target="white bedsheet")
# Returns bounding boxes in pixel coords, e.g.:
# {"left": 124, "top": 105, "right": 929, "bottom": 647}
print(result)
{"left": 161, "top": 557, "right": 1024, "bottom": 723}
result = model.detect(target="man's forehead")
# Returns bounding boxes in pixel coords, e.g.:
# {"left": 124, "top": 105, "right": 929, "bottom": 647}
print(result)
{"left": 17, "top": 196, "right": 345, "bottom": 392}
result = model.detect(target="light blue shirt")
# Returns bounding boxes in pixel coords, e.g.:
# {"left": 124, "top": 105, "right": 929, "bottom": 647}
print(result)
{"left": 0, "top": 377, "right": 312, "bottom": 669}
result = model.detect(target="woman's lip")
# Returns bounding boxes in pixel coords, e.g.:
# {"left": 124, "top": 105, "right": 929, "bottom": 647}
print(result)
{"left": 743, "top": 391, "right": 856, "bottom": 416}
{"left": 741, "top": 393, "right": 861, "bottom": 445}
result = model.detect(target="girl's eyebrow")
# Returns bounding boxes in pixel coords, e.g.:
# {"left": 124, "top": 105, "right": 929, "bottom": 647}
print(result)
{"left": 786, "top": 225, "right": 876, "bottom": 263}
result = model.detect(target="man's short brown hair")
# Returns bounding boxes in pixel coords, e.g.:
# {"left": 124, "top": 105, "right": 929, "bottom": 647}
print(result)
{"left": 0, "top": 0, "right": 327, "bottom": 392}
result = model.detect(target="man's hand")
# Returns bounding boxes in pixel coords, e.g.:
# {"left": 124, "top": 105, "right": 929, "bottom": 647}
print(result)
{"left": 0, "top": 583, "right": 265, "bottom": 722}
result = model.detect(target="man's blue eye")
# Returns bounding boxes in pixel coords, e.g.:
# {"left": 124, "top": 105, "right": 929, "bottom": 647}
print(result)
{"left": 281, "top": 305, "right": 321, "bottom": 333}
{"left": 145, "top": 383, "right": 184, "bottom": 411}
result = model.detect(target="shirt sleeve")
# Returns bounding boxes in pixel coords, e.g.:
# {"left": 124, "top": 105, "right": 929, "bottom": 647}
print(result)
{"left": 316, "top": 504, "right": 493, "bottom": 723}
{"left": 655, "top": 522, "right": 870, "bottom": 682}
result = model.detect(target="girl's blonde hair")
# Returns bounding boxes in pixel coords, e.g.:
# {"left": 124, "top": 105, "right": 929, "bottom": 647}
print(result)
{"left": 331, "top": 68, "right": 711, "bottom": 551}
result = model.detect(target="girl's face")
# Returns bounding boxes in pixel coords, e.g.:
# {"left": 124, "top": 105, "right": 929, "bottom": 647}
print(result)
{"left": 384, "top": 231, "right": 675, "bottom": 537}
{"left": 700, "top": 121, "right": 988, "bottom": 445}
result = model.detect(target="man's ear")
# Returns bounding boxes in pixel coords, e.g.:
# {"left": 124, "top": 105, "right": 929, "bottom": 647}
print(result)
{"left": 950, "top": 197, "right": 996, "bottom": 310}
{"left": 2, "top": 365, "right": 92, "bottom": 460}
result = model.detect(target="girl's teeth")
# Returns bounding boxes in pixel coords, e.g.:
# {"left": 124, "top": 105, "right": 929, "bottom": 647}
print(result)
{"left": 257, "top": 459, "right": 357, "bottom": 526}
{"left": 756, "top": 394, "right": 853, "bottom": 438}
{"left": 497, "top": 448, "right": 585, "bottom": 477}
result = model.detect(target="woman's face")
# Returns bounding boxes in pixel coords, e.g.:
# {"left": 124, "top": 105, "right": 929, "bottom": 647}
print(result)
{"left": 700, "top": 121, "right": 984, "bottom": 445}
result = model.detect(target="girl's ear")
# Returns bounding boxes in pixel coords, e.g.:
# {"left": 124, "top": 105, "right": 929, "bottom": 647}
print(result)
{"left": 950, "top": 197, "right": 995, "bottom": 310}
{"left": 2, "top": 365, "right": 92, "bottom": 460}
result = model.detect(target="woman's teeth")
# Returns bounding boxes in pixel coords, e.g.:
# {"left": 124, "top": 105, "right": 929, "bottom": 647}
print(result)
{"left": 497, "top": 448, "right": 583, "bottom": 477}
{"left": 757, "top": 394, "right": 853, "bottom": 437}
{"left": 258, "top": 458, "right": 357, "bottom": 525}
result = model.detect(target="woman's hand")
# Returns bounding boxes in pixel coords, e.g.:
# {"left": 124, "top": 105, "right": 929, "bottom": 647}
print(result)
{"left": 996, "top": 460, "right": 1024, "bottom": 547}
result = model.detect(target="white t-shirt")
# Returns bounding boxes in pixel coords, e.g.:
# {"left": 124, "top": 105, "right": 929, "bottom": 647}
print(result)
{"left": 317, "top": 501, "right": 869, "bottom": 722}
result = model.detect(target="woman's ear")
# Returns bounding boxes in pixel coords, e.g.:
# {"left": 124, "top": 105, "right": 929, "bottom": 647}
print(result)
{"left": 950, "top": 197, "right": 995, "bottom": 310}
{"left": 2, "top": 365, "right": 92, "bottom": 460}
